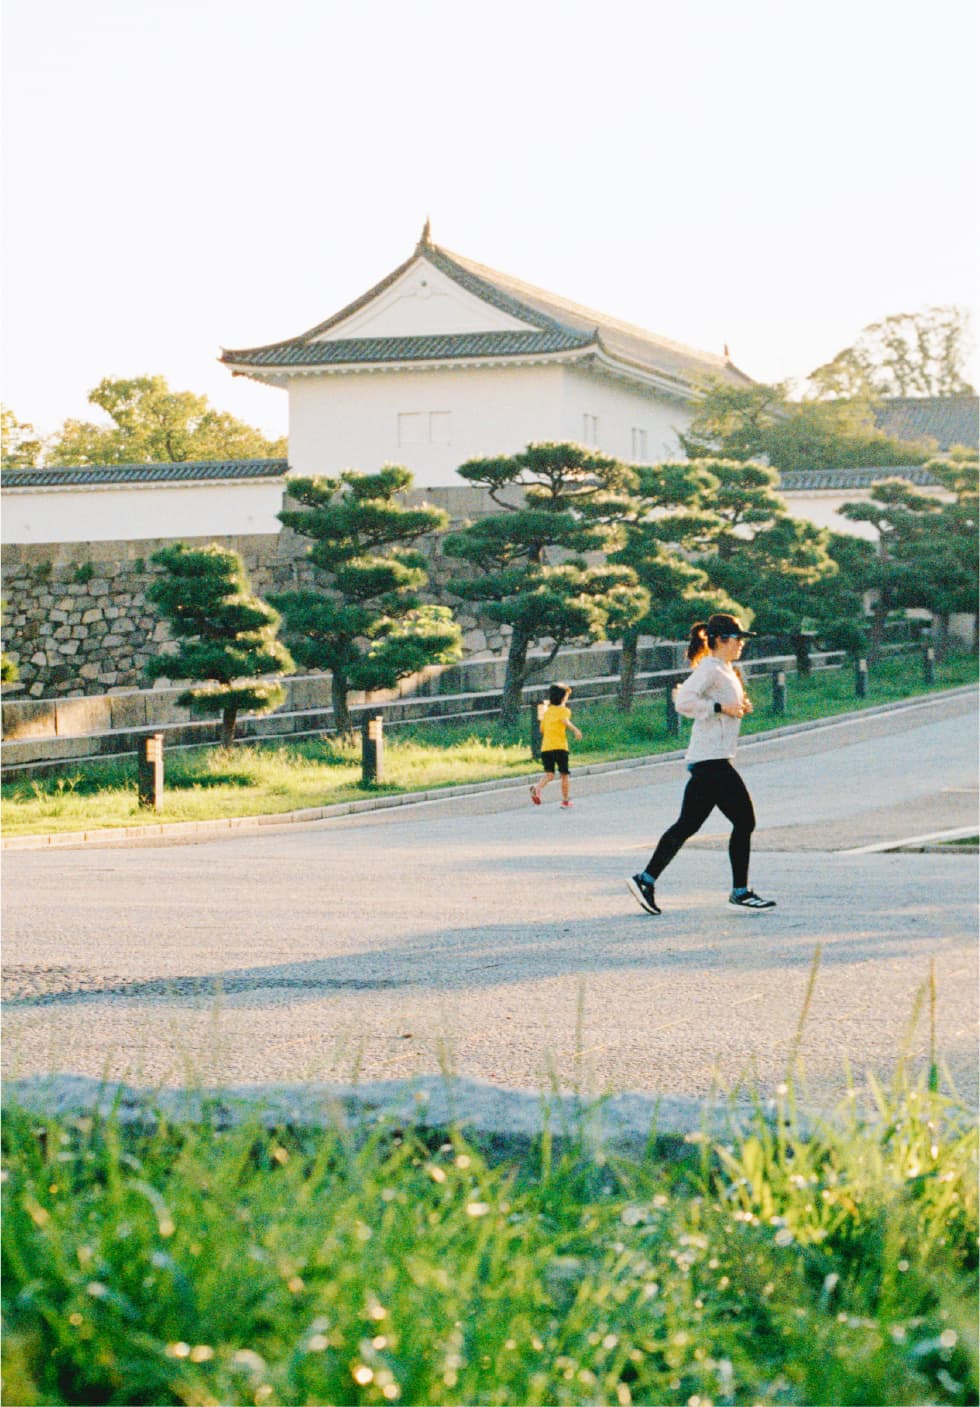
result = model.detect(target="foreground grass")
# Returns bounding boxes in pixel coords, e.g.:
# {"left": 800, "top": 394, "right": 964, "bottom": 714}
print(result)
{"left": 3, "top": 652, "right": 976, "bottom": 837}
{"left": 2, "top": 1072, "right": 976, "bottom": 1406}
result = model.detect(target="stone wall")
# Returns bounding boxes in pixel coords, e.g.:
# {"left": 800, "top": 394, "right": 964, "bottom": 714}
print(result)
{"left": 0, "top": 485, "right": 523, "bottom": 700}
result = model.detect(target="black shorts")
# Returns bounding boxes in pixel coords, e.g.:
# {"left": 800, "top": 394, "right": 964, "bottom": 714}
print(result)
{"left": 541, "top": 749, "right": 570, "bottom": 775}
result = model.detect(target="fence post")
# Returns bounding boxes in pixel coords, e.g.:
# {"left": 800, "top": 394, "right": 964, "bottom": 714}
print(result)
{"left": 137, "top": 732, "right": 164, "bottom": 811}
{"left": 855, "top": 658, "right": 868, "bottom": 699}
{"left": 924, "top": 646, "right": 936, "bottom": 685}
{"left": 530, "top": 701, "right": 544, "bottom": 760}
{"left": 361, "top": 714, "right": 384, "bottom": 786}
{"left": 771, "top": 670, "right": 787, "bottom": 716}
{"left": 665, "top": 681, "right": 680, "bottom": 737}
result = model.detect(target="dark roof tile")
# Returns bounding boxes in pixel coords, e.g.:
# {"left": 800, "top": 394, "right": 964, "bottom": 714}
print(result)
{"left": 221, "top": 237, "right": 753, "bottom": 392}
{"left": 778, "top": 465, "right": 940, "bottom": 490}
{"left": 872, "top": 396, "right": 978, "bottom": 452}
{"left": 1, "top": 459, "right": 289, "bottom": 488}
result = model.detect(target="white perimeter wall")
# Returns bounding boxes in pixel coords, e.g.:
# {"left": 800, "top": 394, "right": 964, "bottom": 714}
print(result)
{"left": 1, "top": 480, "right": 287, "bottom": 545}
{"left": 780, "top": 486, "right": 952, "bottom": 542}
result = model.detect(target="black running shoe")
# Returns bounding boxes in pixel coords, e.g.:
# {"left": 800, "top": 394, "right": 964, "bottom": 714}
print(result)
{"left": 627, "top": 874, "right": 661, "bottom": 915}
{"left": 729, "top": 889, "right": 776, "bottom": 910}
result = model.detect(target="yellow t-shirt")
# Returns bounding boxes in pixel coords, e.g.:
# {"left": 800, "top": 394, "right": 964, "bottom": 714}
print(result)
{"left": 540, "top": 704, "right": 572, "bottom": 752}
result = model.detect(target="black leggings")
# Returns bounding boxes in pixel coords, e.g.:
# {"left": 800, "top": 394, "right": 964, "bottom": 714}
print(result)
{"left": 645, "top": 759, "right": 756, "bottom": 889}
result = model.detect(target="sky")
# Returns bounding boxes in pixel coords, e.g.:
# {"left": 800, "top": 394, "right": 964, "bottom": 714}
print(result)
{"left": 2, "top": 0, "right": 978, "bottom": 444}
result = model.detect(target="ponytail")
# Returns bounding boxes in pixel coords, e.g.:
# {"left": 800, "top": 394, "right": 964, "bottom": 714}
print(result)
{"left": 687, "top": 622, "right": 709, "bottom": 666}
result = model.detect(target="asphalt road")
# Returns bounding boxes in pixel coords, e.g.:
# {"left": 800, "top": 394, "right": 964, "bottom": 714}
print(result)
{"left": 3, "top": 690, "right": 977, "bottom": 1124}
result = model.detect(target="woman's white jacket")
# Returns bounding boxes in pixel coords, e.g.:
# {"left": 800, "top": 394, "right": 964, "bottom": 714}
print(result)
{"left": 673, "top": 657, "right": 747, "bottom": 763}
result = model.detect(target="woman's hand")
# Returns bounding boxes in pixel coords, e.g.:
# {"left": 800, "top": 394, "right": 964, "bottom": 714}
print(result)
{"left": 722, "top": 700, "right": 751, "bottom": 718}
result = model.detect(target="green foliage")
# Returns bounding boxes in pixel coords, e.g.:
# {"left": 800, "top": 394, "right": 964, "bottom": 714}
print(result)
{"left": 838, "top": 464, "right": 979, "bottom": 654}
{"left": 146, "top": 543, "right": 293, "bottom": 745}
{"left": 1, "top": 406, "right": 45, "bottom": 467}
{"left": 445, "top": 443, "right": 648, "bottom": 723}
{"left": 808, "top": 306, "right": 975, "bottom": 399}
{"left": 1, "top": 599, "right": 18, "bottom": 684}
{"left": 72, "top": 562, "right": 95, "bottom": 585}
{"left": 682, "top": 380, "right": 931, "bottom": 472}
{"left": 46, "top": 375, "right": 287, "bottom": 466}
{"left": 608, "top": 461, "right": 744, "bottom": 708}
{"left": 2, "top": 1064, "right": 976, "bottom": 1406}
{"left": 273, "top": 466, "right": 462, "bottom": 733}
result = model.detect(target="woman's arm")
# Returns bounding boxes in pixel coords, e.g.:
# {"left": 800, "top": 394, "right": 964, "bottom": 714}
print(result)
{"left": 673, "top": 661, "right": 717, "bottom": 721}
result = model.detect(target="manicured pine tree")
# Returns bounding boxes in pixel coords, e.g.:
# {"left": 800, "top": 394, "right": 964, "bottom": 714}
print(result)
{"left": 442, "top": 442, "right": 648, "bottom": 726}
{"left": 271, "top": 466, "right": 462, "bottom": 736}
{"left": 609, "top": 461, "right": 744, "bottom": 711}
{"left": 839, "top": 459, "right": 979, "bottom": 659}
{"left": 687, "top": 459, "right": 840, "bottom": 654}
{"left": 146, "top": 543, "right": 294, "bottom": 748}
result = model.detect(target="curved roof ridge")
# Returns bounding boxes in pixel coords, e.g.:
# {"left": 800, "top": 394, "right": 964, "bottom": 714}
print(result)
{"left": 432, "top": 241, "right": 735, "bottom": 371}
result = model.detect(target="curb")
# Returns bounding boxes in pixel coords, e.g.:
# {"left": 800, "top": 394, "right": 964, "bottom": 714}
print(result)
{"left": 4, "top": 684, "right": 976, "bottom": 852}
{"left": 0, "top": 1073, "right": 801, "bottom": 1148}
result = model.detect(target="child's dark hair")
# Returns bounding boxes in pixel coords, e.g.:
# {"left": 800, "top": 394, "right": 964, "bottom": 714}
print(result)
{"left": 548, "top": 682, "right": 571, "bottom": 705}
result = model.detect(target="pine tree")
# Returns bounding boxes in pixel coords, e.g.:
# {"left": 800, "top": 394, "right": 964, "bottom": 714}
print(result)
{"left": 443, "top": 443, "right": 648, "bottom": 725}
{"left": 146, "top": 544, "right": 293, "bottom": 747}
{"left": 272, "top": 466, "right": 462, "bottom": 735}
{"left": 609, "top": 462, "right": 745, "bottom": 711}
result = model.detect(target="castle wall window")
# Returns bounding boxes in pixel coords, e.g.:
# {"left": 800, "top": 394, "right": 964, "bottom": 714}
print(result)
{"left": 398, "top": 411, "right": 452, "bottom": 446}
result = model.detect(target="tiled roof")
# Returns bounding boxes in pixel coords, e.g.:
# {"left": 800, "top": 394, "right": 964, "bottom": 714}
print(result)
{"left": 426, "top": 242, "right": 755, "bottom": 390}
{"left": 778, "top": 465, "right": 940, "bottom": 491}
{"left": 872, "top": 396, "right": 978, "bottom": 452}
{"left": 230, "top": 329, "right": 591, "bottom": 368}
{"left": 1, "top": 459, "right": 289, "bottom": 488}
{"left": 221, "top": 230, "right": 754, "bottom": 393}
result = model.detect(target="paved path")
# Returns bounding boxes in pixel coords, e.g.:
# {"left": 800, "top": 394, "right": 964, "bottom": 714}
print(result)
{"left": 3, "top": 691, "right": 977, "bottom": 1126}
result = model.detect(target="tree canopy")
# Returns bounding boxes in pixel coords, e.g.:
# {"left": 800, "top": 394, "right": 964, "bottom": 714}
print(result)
{"left": 807, "top": 307, "right": 975, "bottom": 400}
{"left": 45, "top": 376, "right": 287, "bottom": 465}
{"left": 443, "top": 443, "right": 648, "bottom": 724}
{"left": 272, "top": 466, "right": 462, "bottom": 735}
{"left": 146, "top": 543, "right": 293, "bottom": 747}
{"left": 682, "top": 381, "right": 931, "bottom": 472}
{"left": 1, "top": 407, "right": 45, "bottom": 468}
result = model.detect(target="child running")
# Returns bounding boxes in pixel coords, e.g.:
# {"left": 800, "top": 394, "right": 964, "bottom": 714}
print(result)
{"left": 530, "top": 682, "right": 582, "bottom": 809}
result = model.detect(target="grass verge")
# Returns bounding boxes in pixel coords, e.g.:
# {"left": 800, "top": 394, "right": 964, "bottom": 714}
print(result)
{"left": 2, "top": 1067, "right": 976, "bottom": 1406}
{"left": 2, "top": 653, "right": 976, "bottom": 837}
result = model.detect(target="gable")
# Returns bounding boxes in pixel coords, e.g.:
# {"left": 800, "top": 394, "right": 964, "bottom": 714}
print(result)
{"left": 310, "top": 256, "right": 536, "bottom": 341}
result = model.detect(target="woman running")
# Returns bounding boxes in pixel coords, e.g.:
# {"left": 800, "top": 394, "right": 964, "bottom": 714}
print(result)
{"left": 627, "top": 613, "right": 776, "bottom": 915}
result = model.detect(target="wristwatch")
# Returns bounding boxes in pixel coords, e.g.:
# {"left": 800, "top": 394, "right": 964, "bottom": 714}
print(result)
{"left": 713, "top": 702, "right": 723, "bottom": 714}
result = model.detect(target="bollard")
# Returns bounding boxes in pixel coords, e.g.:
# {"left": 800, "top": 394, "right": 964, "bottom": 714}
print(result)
{"left": 665, "top": 681, "right": 680, "bottom": 736}
{"left": 530, "top": 701, "right": 544, "bottom": 760}
{"left": 138, "top": 732, "right": 164, "bottom": 811}
{"left": 924, "top": 646, "right": 936, "bottom": 685}
{"left": 771, "top": 670, "right": 787, "bottom": 715}
{"left": 792, "top": 631, "right": 815, "bottom": 678}
{"left": 361, "top": 714, "right": 384, "bottom": 786}
{"left": 855, "top": 658, "right": 868, "bottom": 699}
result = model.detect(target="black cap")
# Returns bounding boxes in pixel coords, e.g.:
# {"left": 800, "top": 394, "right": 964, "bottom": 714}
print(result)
{"left": 707, "top": 613, "right": 755, "bottom": 639}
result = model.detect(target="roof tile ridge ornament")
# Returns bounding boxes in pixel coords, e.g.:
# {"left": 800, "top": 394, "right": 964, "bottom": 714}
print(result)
{"left": 416, "top": 217, "right": 432, "bottom": 253}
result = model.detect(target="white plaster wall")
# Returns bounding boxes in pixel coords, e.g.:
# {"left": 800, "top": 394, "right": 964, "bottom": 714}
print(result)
{"left": 558, "top": 366, "right": 694, "bottom": 462}
{"left": 780, "top": 487, "right": 952, "bottom": 542}
{"left": 288, "top": 364, "right": 568, "bottom": 486}
{"left": 1, "top": 480, "right": 287, "bottom": 545}
{"left": 314, "top": 257, "right": 530, "bottom": 339}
